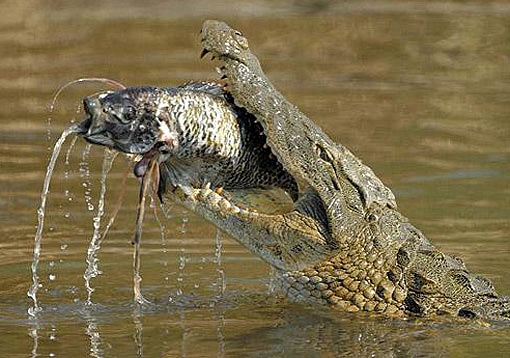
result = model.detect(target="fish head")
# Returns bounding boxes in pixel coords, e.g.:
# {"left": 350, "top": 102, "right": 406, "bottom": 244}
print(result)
{"left": 78, "top": 87, "right": 178, "bottom": 156}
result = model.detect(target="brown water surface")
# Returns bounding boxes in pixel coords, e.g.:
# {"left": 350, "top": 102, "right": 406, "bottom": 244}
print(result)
{"left": 1, "top": 1, "right": 509, "bottom": 357}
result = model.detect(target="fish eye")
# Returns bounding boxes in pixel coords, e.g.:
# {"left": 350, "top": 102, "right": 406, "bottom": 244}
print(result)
{"left": 123, "top": 106, "right": 137, "bottom": 122}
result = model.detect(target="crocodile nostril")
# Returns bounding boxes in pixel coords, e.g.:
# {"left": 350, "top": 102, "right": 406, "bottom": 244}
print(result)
{"left": 458, "top": 308, "right": 477, "bottom": 319}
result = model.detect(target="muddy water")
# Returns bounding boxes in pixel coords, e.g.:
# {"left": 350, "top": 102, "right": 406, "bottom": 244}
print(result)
{"left": 1, "top": 0, "right": 509, "bottom": 356}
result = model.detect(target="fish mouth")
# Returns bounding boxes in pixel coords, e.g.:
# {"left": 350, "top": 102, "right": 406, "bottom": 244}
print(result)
{"left": 77, "top": 97, "right": 117, "bottom": 148}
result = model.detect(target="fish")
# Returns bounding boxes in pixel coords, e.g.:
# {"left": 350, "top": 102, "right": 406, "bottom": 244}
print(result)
{"left": 77, "top": 81, "right": 298, "bottom": 202}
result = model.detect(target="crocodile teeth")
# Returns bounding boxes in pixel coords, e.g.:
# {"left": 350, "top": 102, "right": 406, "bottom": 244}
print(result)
{"left": 196, "top": 187, "right": 212, "bottom": 200}
{"left": 219, "top": 199, "right": 232, "bottom": 211}
{"left": 207, "top": 191, "right": 221, "bottom": 205}
{"left": 200, "top": 48, "right": 210, "bottom": 59}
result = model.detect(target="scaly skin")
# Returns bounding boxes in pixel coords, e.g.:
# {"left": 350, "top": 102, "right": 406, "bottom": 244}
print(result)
{"left": 168, "top": 20, "right": 510, "bottom": 320}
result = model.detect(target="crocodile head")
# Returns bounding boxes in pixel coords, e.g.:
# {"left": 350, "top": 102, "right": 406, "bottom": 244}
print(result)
{"left": 201, "top": 20, "right": 397, "bottom": 236}
{"left": 196, "top": 21, "right": 510, "bottom": 320}
{"left": 201, "top": 20, "right": 261, "bottom": 69}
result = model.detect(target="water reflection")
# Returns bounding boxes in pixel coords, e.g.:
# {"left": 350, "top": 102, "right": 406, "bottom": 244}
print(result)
{"left": 84, "top": 309, "right": 104, "bottom": 358}
{"left": 214, "top": 230, "right": 226, "bottom": 358}
{"left": 19, "top": 294, "right": 510, "bottom": 357}
{"left": 132, "top": 310, "right": 144, "bottom": 358}
{"left": 28, "top": 320, "right": 39, "bottom": 358}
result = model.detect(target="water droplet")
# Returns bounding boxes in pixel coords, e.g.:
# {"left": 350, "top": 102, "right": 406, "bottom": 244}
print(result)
{"left": 178, "top": 256, "right": 186, "bottom": 270}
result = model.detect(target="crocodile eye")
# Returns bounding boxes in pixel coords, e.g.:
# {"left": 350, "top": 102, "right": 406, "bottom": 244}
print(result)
{"left": 316, "top": 144, "right": 332, "bottom": 163}
{"left": 233, "top": 31, "right": 249, "bottom": 50}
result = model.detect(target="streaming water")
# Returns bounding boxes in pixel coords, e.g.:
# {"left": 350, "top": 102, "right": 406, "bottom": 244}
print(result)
{"left": 27, "top": 125, "right": 80, "bottom": 317}
{"left": 100, "top": 164, "right": 129, "bottom": 242}
{"left": 175, "top": 216, "right": 188, "bottom": 298}
{"left": 79, "top": 144, "right": 95, "bottom": 213}
{"left": 84, "top": 148, "right": 118, "bottom": 305}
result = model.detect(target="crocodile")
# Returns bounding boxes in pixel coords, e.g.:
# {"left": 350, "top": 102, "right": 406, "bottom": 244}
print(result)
{"left": 77, "top": 21, "right": 509, "bottom": 320}
{"left": 176, "top": 20, "right": 509, "bottom": 320}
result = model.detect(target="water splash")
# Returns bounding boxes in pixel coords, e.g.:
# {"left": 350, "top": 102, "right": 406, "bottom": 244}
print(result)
{"left": 28, "top": 125, "right": 79, "bottom": 317}
{"left": 79, "top": 144, "right": 96, "bottom": 212}
{"left": 84, "top": 148, "right": 118, "bottom": 305}
{"left": 175, "top": 216, "right": 188, "bottom": 298}
{"left": 63, "top": 135, "right": 79, "bottom": 208}
{"left": 100, "top": 163, "right": 129, "bottom": 242}
{"left": 49, "top": 77, "right": 126, "bottom": 113}
{"left": 64, "top": 135, "right": 78, "bottom": 169}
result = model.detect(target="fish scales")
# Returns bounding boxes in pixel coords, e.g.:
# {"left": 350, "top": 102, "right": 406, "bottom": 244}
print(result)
{"left": 79, "top": 82, "right": 298, "bottom": 199}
